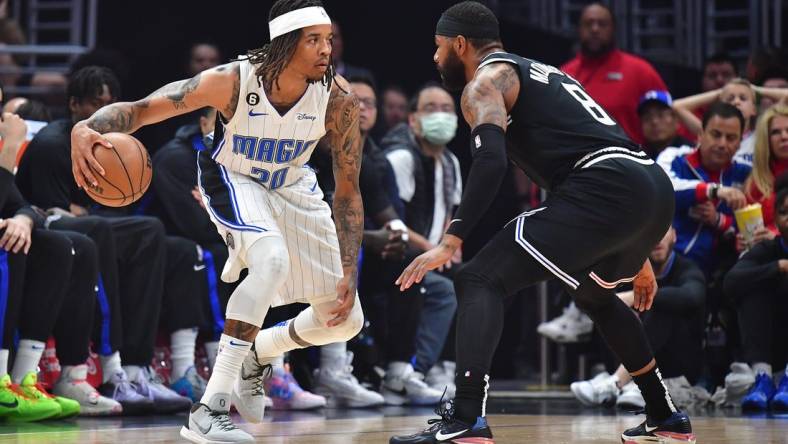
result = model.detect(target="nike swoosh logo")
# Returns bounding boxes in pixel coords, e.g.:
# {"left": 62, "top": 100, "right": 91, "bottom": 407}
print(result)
{"left": 196, "top": 422, "right": 212, "bottom": 435}
{"left": 435, "top": 429, "right": 468, "bottom": 440}
{"left": 645, "top": 425, "right": 658, "bottom": 433}
{"left": 0, "top": 400, "right": 18, "bottom": 408}
{"left": 229, "top": 340, "right": 246, "bottom": 347}
{"left": 248, "top": 110, "right": 268, "bottom": 117}
{"left": 193, "top": 264, "right": 206, "bottom": 271}
{"left": 31, "top": 345, "right": 44, "bottom": 350}
{"left": 449, "top": 219, "right": 462, "bottom": 224}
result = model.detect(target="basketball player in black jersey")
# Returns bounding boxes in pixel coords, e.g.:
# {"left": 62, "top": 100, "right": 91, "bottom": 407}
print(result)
{"left": 391, "top": 3, "right": 695, "bottom": 444}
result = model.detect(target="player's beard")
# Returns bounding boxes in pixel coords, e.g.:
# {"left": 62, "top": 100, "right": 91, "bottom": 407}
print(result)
{"left": 438, "top": 48, "right": 467, "bottom": 92}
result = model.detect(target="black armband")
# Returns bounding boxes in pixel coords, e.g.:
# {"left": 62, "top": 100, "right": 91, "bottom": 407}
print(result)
{"left": 445, "top": 124, "right": 508, "bottom": 240}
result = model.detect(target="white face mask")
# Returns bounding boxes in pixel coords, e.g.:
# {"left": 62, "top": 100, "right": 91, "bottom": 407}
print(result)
{"left": 419, "top": 112, "right": 458, "bottom": 145}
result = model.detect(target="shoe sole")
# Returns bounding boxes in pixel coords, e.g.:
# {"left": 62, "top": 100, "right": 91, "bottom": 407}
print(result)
{"left": 5, "top": 408, "right": 61, "bottom": 423}
{"left": 79, "top": 405, "right": 123, "bottom": 416}
{"left": 323, "top": 396, "right": 383, "bottom": 408}
{"left": 382, "top": 390, "right": 407, "bottom": 406}
{"left": 180, "top": 425, "right": 254, "bottom": 444}
{"left": 316, "top": 388, "right": 383, "bottom": 408}
{"left": 453, "top": 438, "right": 495, "bottom": 443}
{"left": 621, "top": 432, "right": 696, "bottom": 443}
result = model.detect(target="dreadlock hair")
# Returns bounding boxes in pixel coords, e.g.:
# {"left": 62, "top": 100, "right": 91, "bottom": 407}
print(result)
{"left": 245, "top": 0, "right": 334, "bottom": 94}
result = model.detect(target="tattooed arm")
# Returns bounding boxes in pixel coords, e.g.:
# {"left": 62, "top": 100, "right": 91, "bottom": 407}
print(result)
{"left": 70, "top": 63, "right": 241, "bottom": 188}
{"left": 397, "top": 63, "right": 518, "bottom": 290}
{"left": 321, "top": 75, "right": 364, "bottom": 326}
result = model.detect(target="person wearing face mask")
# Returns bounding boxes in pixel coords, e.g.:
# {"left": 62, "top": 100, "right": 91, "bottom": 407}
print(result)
{"left": 379, "top": 83, "right": 462, "bottom": 404}
{"left": 382, "top": 84, "right": 462, "bottom": 254}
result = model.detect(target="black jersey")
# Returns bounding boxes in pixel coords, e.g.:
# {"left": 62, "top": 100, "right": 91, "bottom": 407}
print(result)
{"left": 479, "top": 52, "right": 640, "bottom": 189}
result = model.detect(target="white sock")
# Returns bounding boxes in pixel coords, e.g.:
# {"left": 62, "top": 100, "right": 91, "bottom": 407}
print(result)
{"left": 11, "top": 339, "right": 46, "bottom": 383}
{"left": 200, "top": 334, "right": 252, "bottom": 405}
{"left": 100, "top": 351, "right": 123, "bottom": 383}
{"left": 320, "top": 342, "right": 346, "bottom": 371}
{"left": 271, "top": 354, "right": 285, "bottom": 371}
{"left": 171, "top": 328, "right": 198, "bottom": 381}
{"left": 752, "top": 362, "right": 772, "bottom": 377}
{"left": 122, "top": 365, "right": 143, "bottom": 382}
{"left": 204, "top": 341, "right": 220, "bottom": 370}
{"left": 0, "top": 349, "right": 8, "bottom": 377}
{"left": 254, "top": 321, "right": 302, "bottom": 359}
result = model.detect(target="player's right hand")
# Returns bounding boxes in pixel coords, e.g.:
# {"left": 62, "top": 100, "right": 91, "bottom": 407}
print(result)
{"left": 70, "top": 121, "right": 113, "bottom": 189}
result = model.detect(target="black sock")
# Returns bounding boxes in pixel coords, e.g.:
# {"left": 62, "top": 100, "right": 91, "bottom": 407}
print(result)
{"left": 454, "top": 371, "right": 489, "bottom": 424}
{"left": 632, "top": 366, "right": 677, "bottom": 422}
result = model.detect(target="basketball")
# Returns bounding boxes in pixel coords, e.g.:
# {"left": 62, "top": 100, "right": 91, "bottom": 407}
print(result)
{"left": 84, "top": 132, "right": 152, "bottom": 207}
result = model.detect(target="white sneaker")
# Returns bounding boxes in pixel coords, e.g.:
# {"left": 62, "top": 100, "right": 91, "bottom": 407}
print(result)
{"left": 382, "top": 362, "right": 443, "bottom": 406}
{"left": 426, "top": 362, "right": 456, "bottom": 399}
{"left": 725, "top": 362, "right": 756, "bottom": 398}
{"left": 537, "top": 302, "right": 593, "bottom": 343}
{"left": 616, "top": 382, "right": 645, "bottom": 411}
{"left": 570, "top": 372, "right": 619, "bottom": 406}
{"left": 131, "top": 367, "right": 192, "bottom": 414}
{"left": 181, "top": 393, "right": 253, "bottom": 444}
{"left": 53, "top": 365, "right": 122, "bottom": 416}
{"left": 231, "top": 348, "right": 273, "bottom": 423}
{"left": 313, "top": 351, "right": 384, "bottom": 408}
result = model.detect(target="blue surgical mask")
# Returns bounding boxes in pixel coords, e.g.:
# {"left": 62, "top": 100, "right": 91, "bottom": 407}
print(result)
{"left": 419, "top": 112, "right": 458, "bottom": 145}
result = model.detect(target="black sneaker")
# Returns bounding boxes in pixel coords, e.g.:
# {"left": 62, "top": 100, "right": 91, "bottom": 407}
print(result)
{"left": 621, "top": 411, "right": 696, "bottom": 443}
{"left": 389, "top": 400, "right": 494, "bottom": 443}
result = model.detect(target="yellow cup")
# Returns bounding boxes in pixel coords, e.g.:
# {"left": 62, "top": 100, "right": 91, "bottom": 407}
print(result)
{"left": 734, "top": 203, "right": 764, "bottom": 246}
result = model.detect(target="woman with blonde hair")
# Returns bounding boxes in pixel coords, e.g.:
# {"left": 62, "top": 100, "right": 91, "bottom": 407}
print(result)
{"left": 744, "top": 104, "right": 788, "bottom": 241}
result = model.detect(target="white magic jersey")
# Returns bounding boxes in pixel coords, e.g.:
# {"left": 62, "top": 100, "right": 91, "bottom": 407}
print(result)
{"left": 212, "top": 59, "right": 331, "bottom": 189}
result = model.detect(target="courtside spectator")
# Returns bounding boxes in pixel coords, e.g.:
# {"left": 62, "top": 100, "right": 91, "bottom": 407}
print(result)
{"left": 723, "top": 173, "right": 788, "bottom": 411}
{"left": 16, "top": 66, "right": 193, "bottom": 413}
{"left": 744, "top": 104, "right": 788, "bottom": 238}
{"left": 657, "top": 102, "right": 751, "bottom": 274}
{"left": 638, "top": 90, "right": 691, "bottom": 159}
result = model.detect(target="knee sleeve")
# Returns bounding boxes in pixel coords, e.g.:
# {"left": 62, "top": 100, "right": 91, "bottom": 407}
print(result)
{"left": 292, "top": 293, "right": 364, "bottom": 346}
{"left": 225, "top": 236, "right": 290, "bottom": 326}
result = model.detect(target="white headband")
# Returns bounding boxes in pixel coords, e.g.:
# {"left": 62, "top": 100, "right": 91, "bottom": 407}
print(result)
{"left": 269, "top": 6, "right": 331, "bottom": 40}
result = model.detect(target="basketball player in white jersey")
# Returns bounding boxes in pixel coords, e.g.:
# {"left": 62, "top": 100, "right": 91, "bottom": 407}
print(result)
{"left": 70, "top": 1, "right": 366, "bottom": 442}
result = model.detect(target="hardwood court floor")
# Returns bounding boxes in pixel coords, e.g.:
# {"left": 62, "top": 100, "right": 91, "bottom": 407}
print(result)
{"left": 0, "top": 399, "right": 785, "bottom": 443}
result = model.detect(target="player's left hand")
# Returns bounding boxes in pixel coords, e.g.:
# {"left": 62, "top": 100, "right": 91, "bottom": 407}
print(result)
{"left": 632, "top": 259, "right": 657, "bottom": 312}
{"left": 328, "top": 269, "right": 357, "bottom": 327}
{"left": 397, "top": 235, "right": 461, "bottom": 291}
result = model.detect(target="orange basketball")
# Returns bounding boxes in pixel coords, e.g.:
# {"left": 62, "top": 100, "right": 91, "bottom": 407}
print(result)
{"left": 84, "top": 132, "right": 152, "bottom": 207}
